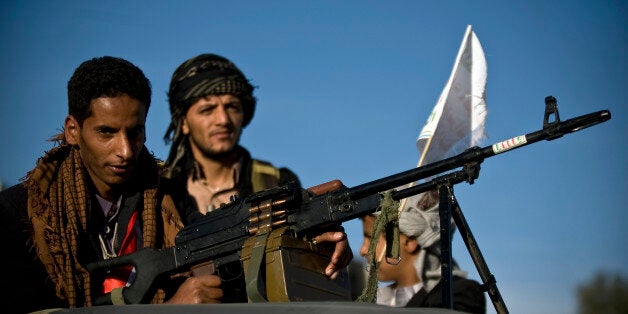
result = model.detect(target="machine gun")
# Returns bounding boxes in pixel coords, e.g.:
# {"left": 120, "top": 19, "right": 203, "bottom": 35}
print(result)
{"left": 87, "top": 96, "right": 610, "bottom": 312}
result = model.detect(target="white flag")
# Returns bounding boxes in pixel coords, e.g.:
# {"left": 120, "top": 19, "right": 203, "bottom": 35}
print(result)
{"left": 416, "top": 25, "right": 488, "bottom": 167}
{"left": 398, "top": 26, "right": 488, "bottom": 212}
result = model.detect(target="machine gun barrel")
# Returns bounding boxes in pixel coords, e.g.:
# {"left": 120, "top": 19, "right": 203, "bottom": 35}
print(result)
{"left": 346, "top": 109, "right": 610, "bottom": 201}
{"left": 288, "top": 109, "right": 610, "bottom": 234}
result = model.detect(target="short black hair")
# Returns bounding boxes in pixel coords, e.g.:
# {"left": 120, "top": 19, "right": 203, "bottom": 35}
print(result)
{"left": 67, "top": 56, "right": 152, "bottom": 125}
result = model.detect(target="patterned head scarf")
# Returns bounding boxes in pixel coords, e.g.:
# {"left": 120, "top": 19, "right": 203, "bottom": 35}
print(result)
{"left": 163, "top": 53, "right": 256, "bottom": 178}
{"left": 398, "top": 190, "right": 467, "bottom": 292}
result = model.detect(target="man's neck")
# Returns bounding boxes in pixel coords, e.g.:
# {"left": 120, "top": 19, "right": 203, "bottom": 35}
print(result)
{"left": 94, "top": 183, "right": 126, "bottom": 202}
{"left": 192, "top": 149, "right": 241, "bottom": 185}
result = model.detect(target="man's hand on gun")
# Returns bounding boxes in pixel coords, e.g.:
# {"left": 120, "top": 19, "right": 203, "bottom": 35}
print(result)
{"left": 165, "top": 179, "right": 352, "bottom": 303}
{"left": 306, "top": 179, "right": 353, "bottom": 280}
{"left": 312, "top": 230, "right": 352, "bottom": 279}
{"left": 166, "top": 275, "right": 224, "bottom": 304}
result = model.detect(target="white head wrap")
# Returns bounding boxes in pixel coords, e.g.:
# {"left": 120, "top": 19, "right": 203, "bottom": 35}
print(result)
{"left": 398, "top": 191, "right": 468, "bottom": 292}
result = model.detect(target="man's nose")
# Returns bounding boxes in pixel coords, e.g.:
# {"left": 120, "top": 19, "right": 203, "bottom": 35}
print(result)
{"left": 359, "top": 240, "right": 369, "bottom": 257}
{"left": 214, "top": 106, "right": 231, "bottom": 124}
{"left": 115, "top": 134, "right": 134, "bottom": 160}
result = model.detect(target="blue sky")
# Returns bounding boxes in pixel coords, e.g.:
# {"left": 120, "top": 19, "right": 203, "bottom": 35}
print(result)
{"left": 1, "top": 1, "right": 626, "bottom": 313}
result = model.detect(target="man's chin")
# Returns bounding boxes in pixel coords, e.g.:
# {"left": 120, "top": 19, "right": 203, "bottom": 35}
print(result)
{"left": 203, "top": 147, "right": 238, "bottom": 160}
{"left": 106, "top": 172, "right": 134, "bottom": 187}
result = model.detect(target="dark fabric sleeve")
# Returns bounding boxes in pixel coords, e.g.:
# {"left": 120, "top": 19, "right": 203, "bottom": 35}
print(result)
{"left": 0, "top": 184, "right": 68, "bottom": 312}
{"left": 406, "top": 277, "right": 486, "bottom": 314}
{"left": 450, "top": 277, "right": 486, "bottom": 314}
{"left": 239, "top": 144, "right": 302, "bottom": 195}
{"left": 278, "top": 167, "right": 301, "bottom": 189}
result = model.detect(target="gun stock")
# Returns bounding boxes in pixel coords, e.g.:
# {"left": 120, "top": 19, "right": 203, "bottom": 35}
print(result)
{"left": 87, "top": 104, "right": 610, "bottom": 305}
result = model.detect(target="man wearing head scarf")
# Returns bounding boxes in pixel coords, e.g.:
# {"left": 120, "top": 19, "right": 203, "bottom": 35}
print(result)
{"left": 360, "top": 190, "right": 486, "bottom": 313}
{"left": 161, "top": 53, "right": 352, "bottom": 302}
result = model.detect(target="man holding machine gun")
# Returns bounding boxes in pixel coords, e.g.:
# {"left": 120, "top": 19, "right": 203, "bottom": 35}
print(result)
{"left": 0, "top": 56, "right": 223, "bottom": 313}
{"left": 161, "top": 53, "right": 352, "bottom": 302}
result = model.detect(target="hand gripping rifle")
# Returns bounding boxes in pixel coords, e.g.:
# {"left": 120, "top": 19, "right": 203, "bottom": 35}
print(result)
{"left": 87, "top": 96, "right": 610, "bottom": 312}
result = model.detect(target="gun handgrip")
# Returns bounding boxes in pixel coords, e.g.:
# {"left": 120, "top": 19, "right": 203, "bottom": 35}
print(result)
{"left": 307, "top": 179, "right": 344, "bottom": 195}
{"left": 190, "top": 260, "right": 216, "bottom": 277}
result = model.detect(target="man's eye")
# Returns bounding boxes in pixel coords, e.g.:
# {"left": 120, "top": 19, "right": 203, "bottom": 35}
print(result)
{"left": 226, "top": 103, "right": 243, "bottom": 112}
{"left": 198, "top": 104, "right": 217, "bottom": 112}
{"left": 98, "top": 128, "right": 115, "bottom": 135}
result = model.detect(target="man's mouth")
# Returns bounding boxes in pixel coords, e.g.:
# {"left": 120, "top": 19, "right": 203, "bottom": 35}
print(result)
{"left": 110, "top": 164, "right": 131, "bottom": 174}
{"left": 211, "top": 130, "right": 233, "bottom": 140}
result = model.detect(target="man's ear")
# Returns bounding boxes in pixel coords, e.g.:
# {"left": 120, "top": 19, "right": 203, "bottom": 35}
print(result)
{"left": 182, "top": 118, "right": 190, "bottom": 135}
{"left": 404, "top": 237, "right": 419, "bottom": 254}
{"left": 65, "top": 115, "right": 80, "bottom": 145}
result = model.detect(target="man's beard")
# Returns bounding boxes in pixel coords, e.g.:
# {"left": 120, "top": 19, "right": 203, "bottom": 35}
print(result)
{"left": 187, "top": 129, "right": 242, "bottom": 162}
{"left": 201, "top": 146, "right": 238, "bottom": 161}
{"left": 191, "top": 138, "right": 239, "bottom": 161}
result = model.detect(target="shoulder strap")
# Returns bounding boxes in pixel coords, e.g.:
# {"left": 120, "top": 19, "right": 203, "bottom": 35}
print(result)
{"left": 251, "top": 160, "right": 280, "bottom": 192}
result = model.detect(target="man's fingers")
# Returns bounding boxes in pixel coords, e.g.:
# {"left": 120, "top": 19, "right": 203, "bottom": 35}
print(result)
{"left": 312, "top": 231, "right": 345, "bottom": 244}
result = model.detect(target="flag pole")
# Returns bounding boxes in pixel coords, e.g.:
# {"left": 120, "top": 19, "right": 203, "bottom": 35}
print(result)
{"left": 397, "top": 135, "right": 434, "bottom": 210}
{"left": 397, "top": 25, "right": 475, "bottom": 213}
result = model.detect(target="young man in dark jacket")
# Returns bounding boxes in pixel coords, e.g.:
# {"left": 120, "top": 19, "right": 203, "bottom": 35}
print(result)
{"left": 161, "top": 53, "right": 353, "bottom": 302}
{"left": 0, "top": 56, "right": 222, "bottom": 313}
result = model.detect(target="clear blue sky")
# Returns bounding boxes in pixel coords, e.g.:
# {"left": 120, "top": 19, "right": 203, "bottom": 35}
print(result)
{"left": 1, "top": 1, "right": 626, "bottom": 313}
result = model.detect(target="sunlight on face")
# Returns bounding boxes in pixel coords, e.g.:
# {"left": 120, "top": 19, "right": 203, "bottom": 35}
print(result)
{"left": 65, "top": 95, "right": 146, "bottom": 200}
{"left": 183, "top": 94, "right": 244, "bottom": 158}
